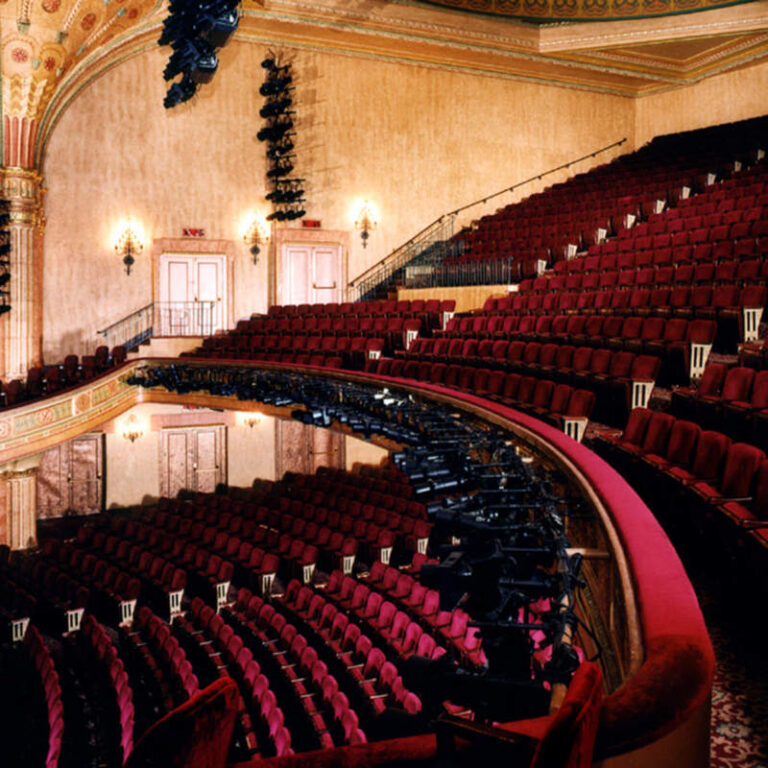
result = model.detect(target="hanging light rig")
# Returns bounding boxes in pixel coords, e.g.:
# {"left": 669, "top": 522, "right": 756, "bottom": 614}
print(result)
{"left": 257, "top": 52, "right": 306, "bottom": 223}
{"left": 159, "top": 0, "right": 240, "bottom": 109}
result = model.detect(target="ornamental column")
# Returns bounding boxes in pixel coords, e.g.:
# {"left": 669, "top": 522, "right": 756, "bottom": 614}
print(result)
{"left": 0, "top": 454, "right": 41, "bottom": 550}
{"left": 0, "top": 168, "right": 45, "bottom": 381}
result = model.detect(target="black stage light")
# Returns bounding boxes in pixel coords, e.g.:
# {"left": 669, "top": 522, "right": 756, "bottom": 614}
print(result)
{"left": 192, "top": 51, "right": 219, "bottom": 84}
{"left": 260, "top": 77, "right": 292, "bottom": 96}
{"left": 259, "top": 97, "right": 292, "bottom": 118}
{"left": 266, "top": 139, "right": 294, "bottom": 158}
{"left": 203, "top": 10, "right": 239, "bottom": 47}
{"left": 266, "top": 158, "right": 294, "bottom": 178}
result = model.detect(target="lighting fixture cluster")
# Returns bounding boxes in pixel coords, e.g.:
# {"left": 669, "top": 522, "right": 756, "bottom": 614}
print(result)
{"left": 257, "top": 54, "right": 305, "bottom": 222}
{"left": 0, "top": 197, "right": 10, "bottom": 315}
{"left": 159, "top": 0, "right": 240, "bottom": 109}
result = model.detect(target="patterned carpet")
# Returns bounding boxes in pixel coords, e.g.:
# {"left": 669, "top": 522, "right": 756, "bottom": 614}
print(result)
{"left": 694, "top": 570, "right": 768, "bottom": 767}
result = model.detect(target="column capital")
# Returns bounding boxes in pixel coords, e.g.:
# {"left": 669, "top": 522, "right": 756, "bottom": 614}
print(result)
{"left": 0, "top": 167, "right": 45, "bottom": 228}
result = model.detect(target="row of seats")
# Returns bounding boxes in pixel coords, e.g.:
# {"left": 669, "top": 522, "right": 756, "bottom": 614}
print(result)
{"left": 373, "top": 345, "right": 655, "bottom": 426}
{"left": 80, "top": 615, "right": 135, "bottom": 764}
{"left": 456, "top": 119, "right": 768, "bottom": 265}
{"left": 266, "top": 299, "right": 454, "bottom": 320}
{"left": 121, "top": 604, "right": 200, "bottom": 728}
{"left": 193, "top": 333, "right": 388, "bottom": 366}
{"left": 172, "top": 595, "right": 291, "bottom": 758}
{"left": 25, "top": 625, "right": 64, "bottom": 768}
{"left": 369, "top": 358, "right": 597, "bottom": 435}
{"left": 224, "top": 589, "right": 369, "bottom": 749}
{"left": 0, "top": 346, "right": 127, "bottom": 409}
{"left": 425, "top": 315, "right": 715, "bottom": 384}
{"left": 224, "top": 315, "right": 422, "bottom": 342}
{"left": 671, "top": 364, "right": 768, "bottom": 450}
{"left": 527, "top": 259, "right": 768, "bottom": 292}
{"left": 593, "top": 409, "right": 767, "bottom": 577}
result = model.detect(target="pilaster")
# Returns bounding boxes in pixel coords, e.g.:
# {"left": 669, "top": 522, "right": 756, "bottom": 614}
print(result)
{"left": 0, "top": 167, "right": 45, "bottom": 381}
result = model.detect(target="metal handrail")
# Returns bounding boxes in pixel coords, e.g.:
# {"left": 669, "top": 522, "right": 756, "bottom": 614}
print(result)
{"left": 97, "top": 301, "right": 216, "bottom": 350}
{"left": 348, "top": 138, "right": 627, "bottom": 300}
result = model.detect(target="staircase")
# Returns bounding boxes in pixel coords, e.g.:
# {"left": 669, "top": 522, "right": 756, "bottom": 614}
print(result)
{"left": 347, "top": 138, "right": 627, "bottom": 301}
{"left": 98, "top": 301, "right": 215, "bottom": 353}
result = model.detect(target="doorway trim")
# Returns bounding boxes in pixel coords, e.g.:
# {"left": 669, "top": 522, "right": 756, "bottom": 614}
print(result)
{"left": 271, "top": 228, "right": 349, "bottom": 308}
{"left": 152, "top": 237, "right": 237, "bottom": 331}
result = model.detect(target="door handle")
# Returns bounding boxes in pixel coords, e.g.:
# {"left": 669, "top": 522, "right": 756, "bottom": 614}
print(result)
{"left": 313, "top": 282, "right": 337, "bottom": 290}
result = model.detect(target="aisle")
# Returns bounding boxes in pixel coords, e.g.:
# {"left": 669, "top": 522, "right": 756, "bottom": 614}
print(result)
{"left": 697, "top": 573, "right": 768, "bottom": 767}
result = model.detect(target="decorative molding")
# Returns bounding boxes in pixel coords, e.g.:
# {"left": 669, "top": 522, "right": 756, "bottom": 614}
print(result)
{"left": 404, "top": 0, "right": 759, "bottom": 22}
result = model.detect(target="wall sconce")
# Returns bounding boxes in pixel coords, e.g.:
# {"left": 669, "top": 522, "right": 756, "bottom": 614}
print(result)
{"left": 243, "top": 215, "right": 270, "bottom": 265}
{"left": 355, "top": 202, "right": 377, "bottom": 248}
{"left": 122, "top": 413, "right": 144, "bottom": 443}
{"left": 238, "top": 411, "right": 262, "bottom": 429}
{"left": 115, "top": 223, "right": 144, "bottom": 275}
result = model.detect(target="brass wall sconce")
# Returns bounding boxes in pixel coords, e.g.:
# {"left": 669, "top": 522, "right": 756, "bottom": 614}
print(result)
{"left": 115, "top": 223, "right": 144, "bottom": 275}
{"left": 355, "top": 202, "right": 377, "bottom": 248}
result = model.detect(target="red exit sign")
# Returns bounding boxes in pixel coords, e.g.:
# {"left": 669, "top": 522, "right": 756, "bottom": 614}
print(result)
{"left": 302, "top": 219, "right": 321, "bottom": 228}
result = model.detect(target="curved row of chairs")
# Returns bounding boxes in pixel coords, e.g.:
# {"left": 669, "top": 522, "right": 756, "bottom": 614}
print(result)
{"left": 593, "top": 408, "right": 767, "bottom": 589}
{"left": 373, "top": 344, "right": 655, "bottom": 427}
{"left": 25, "top": 626, "right": 64, "bottom": 768}
{"left": 670, "top": 363, "right": 768, "bottom": 450}
{"left": 421, "top": 315, "right": 715, "bottom": 385}
{"left": 0, "top": 346, "right": 126, "bottom": 409}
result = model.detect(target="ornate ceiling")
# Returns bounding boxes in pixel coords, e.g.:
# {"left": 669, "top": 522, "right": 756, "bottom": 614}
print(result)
{"left": 1, "top": 0, "right": 767, "bottom": 168}
{"left": 412, "top": 0, "right": 758, "bottom": 23}
{"left": 1, "top": 0, "right": 163, "bottom": 123}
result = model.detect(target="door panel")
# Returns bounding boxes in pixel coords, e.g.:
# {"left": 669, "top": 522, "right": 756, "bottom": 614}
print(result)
{"left": 163, "top": 430, "right": 192, "bottom": 498}
{"left": 311, "top": 427, "right": 344, "bottom": 473}
{"left": 283, "top": 247, "right": 311, "bottom": 306}
{"left": 196, "top": 259, "right": 224, "bottom": 333}
{"left": 312, "top": 247, "right": 341, "bottom": 303}
{"left": 161, "top": 426, "right": 226, "bottom": 497}
{"left": 37, "top": 444, "right": 69, "bottom": 519}
{"left": 36, "top": 435, "right": 104, "bottom": 518}
{"left": 70, "top": 436, "right": 103, "bottom": 516}
{"left": 280, "top": 243, "right": 342, "bottom": 306}
{"left": 158, "top": 253, "right": 227, "bottom": 335}
{"left": 194, "top": 428, "right": 222, "bottom": 493}
{"left": 276, "top": 421, "right": 344, "bottom": 478}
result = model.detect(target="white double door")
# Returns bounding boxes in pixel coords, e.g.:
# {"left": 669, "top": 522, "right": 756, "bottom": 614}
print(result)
{"left": 279, "top": 244, "right": 342, "bottom": 305}
{"left": 158, "top": 253, "right": 227, "bottom": 335}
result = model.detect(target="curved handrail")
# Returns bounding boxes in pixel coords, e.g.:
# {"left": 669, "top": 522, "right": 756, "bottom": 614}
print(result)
{"left": 0, "top": 357, "right": 713, "bottom": 767}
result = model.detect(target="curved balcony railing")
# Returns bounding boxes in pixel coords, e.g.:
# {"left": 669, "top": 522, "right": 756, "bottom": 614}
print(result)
{"left": 0, "top": 357, "right": 713, "bottom": 768}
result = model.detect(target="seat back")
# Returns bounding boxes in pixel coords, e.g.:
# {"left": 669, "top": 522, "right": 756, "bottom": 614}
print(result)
{"left": 530, "top": 661, "right": 603, "bottom": 768}
{"left": 125, "top": 677, "right": 238, "bottom": 768}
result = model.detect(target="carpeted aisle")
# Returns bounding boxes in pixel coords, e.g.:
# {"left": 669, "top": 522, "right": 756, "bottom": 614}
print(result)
{"left": 695, "top": 571, "right": 768, "bottom": 768}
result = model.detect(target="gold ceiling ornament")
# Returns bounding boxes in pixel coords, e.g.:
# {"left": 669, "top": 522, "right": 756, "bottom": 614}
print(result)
{"left": 0, "top": 0, "right": 164, "bottom": 165}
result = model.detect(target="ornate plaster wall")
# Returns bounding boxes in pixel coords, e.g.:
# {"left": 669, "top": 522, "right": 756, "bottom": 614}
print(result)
{"left": 41, "top": 40, "right": 634, "bottom": 360}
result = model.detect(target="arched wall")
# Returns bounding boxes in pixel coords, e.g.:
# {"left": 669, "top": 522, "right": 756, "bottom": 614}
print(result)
{"left": 41, "top": 40, "right": 635, "bottom": 361}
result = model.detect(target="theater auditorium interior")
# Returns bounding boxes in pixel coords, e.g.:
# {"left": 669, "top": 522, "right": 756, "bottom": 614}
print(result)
{"left": 0, "top": 0, "right": 767, "bottom": 766}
